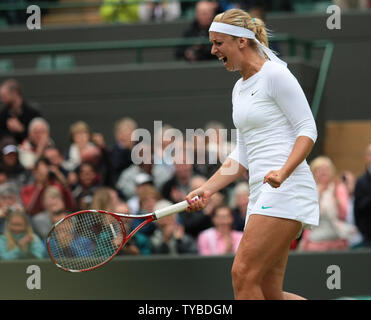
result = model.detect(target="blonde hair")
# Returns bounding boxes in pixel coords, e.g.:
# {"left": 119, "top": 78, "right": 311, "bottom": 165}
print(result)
{"left": 69, "top": 121, "right": 91, "bottom": 141}
{"left": 5, "top": 209, "right": 34, "bottom": 251}
{"left": 91, "top": 187, "right": 115, "bottom": 211}
{"left": 137, "top": 185, "right": 162, "bottom": 204}
{"left": 114, "top": 117, "right": 138, "bottom": 133}
{"left": 310, "top": 156, "right": 336, "bottom": 179}
{"left": 213, "top": 9, "right": 269, "bottom": 49}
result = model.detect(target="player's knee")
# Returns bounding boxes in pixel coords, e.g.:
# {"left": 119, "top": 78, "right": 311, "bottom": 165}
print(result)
{"left": 231, "top": 260, "right": 261, "bottom": 290}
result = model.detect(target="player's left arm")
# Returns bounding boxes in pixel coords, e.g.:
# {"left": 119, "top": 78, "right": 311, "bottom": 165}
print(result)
{"left": 264, "top": 66, "right": 317, "bottom": 188}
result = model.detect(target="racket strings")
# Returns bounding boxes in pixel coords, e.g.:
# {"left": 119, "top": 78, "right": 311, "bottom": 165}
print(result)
{"left": 48, "top": 212, "right": 125, "bottom": 271}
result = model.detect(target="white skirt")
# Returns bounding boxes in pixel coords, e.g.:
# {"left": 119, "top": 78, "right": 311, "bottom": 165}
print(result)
{"left": 245, "top": 170, "right": 320, "bottom": 232}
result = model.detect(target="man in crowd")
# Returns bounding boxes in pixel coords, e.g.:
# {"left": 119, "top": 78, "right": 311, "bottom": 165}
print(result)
{"left": 0, "top": 79, "right": 42, "bottom": 144}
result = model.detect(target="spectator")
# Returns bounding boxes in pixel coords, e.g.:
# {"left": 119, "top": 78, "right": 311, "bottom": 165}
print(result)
{"left": 18, "top": 117, "right": 54, "bottom": 170}
{"left": 198, "top": 204, "right": 243, "bottom": 255}
{"left": 92, "top": 187, "right": 151, "bottom": 255}
{"left": 32, "top": 186, "right": 66, "bottom": 240}
{"left": 0, "top": 209, "right": 46, "bottom": 260}
{"left": 230, "top": 182, "right": 249, "bottom": 231}
{"left": 175, "top": 1, "right": 217, "bottom": 61}
{"left": 161, "top": 152, "right": 194, "bottom": 203}
{"left": 0, "top": 182, "right": 23, "bottom": 233}
{"left": 177, "top": 175, "right": 213, "bottom": 239}
{"left": 71, "top": 162, "right": 101, "bottom": 210}
{"left": 131, "top": 184, "right": 162, "bottom": 237}
{"left": 354, "top": 143, "right": 371, "bottom": 248}
{"left": 48, "top": 211, "right": 95, "bottom": 258}
{"left": 340, "top": 170, "right": 363, "bottom": 248}
{"left": 139, "top": 0, "right": 181, "bottom": 22}
{"left": 21, "top": 157, "right": 75, "bottom": 215}
{"left": 64, "top": 121, "right": 102, "bottom": 172}
{"left": 153, "top": 123, "right": 176, "bottom": 177}
{"left": 127, "top": 172, "right": 154, "bottom": 214}
{"left": 43, "top": 146, "right": 71, "bottom": 180}
{"left": 150, "top": 199, "right": 197, "bottom": 255}
{"left": 100, "top": 0, "right": 140, "bottom": 23}
{"left": 0, "top": 137, "right": 31, "bottom": 188}
{"left": 110, "top": 117, "right": 138, "bottom": 184}
{"left": 116, "top": 143, "right": 172, "bottom": 200}
{"left": 90, "top": 131, "right": 115, "bottom": 188}
{"left": 0, "top": 79, "right": 42, "bottom": 144}
{"left": 299, "top": 156, "right": 356, "bottom": 251}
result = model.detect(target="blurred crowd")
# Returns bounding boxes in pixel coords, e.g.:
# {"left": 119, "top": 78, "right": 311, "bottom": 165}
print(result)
{"left": 1, "top": 0, "right": 370, "bottom": 27}
{"left": 0, "top": 77, "right": 371, "bottom": 261}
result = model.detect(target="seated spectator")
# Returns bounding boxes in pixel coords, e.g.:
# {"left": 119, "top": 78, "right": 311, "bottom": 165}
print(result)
{"left": 92, "top": 187, "right": 151, "bottom": 255}
{"left": 18, "top": 117, "right": 55, "bottom": 170}
{"left": 198, "top": 205, "right": 243, "bottom": 256}
{"left": 161, "top": 151, "right": 194, "bottom": 203}
{"left": 150, "top": 199, "right": 197, "bottom": 255}
{"left": 64, "top": 121, "right": 102, "bottom": 173}
{"left": 32, "top": 186, "right": 66, "bottom": 240}
{"left": 139, "top": 0, "right": 181, "bottom": 22}
{"left": 341, "top": 170, "right": 363, "bottom": 247}
{"left": 0, "top": 209, "right": 46, "bottom": 260}
{"left": 71, "top": 162, "right": 102, "bottom": 210}
{"left": 48, "top": 212, "right": 95, "bottom": 258}
{"left": 190, "top": 121, "right": 232, "bottom": 179}
{"left": 354, "top": 143, "right": 371, "bottom": 248}
{"left": 230, "top": 182, "right": 249, "bottom": 231}
{"left": 299, "top": 156, "right": 357, "bottom": 251}
{"left": 177, "top": 175, "right": 214, "bottom": 239}
{"left": 43, "top": 146, "right": 71, "bottom": 180}
{"left": 116, "top": 143, "right": 172, "bottom": 200}
{"left": 0, "top": 137, "right": 31, "bottom": 188}
{"left": 127, "top": 172, "right": 154, "bottom": 214}
{"left": 175, "top": 0, "right": 217, "bottom": 61}
{"left": 100, "top": 0, "right": 140, "bottom": 23}
{"left": 131, "top": 184, "right": 162, "bottom": 237}
{"left": 0, "top": 182, "right": 23, "bottom": 233}
{"left": 153, "top": 123, "right": 176, "bottom": 177}
{"left": 110, "top": 117, "right": 138, "bottom": 184}
{"left": 90, "top": 131, "right": 115, "bottom": 188}
{"left": 0, "top": 79, "right": 42, "bottom": 144}
{"left": 21, "top": 157, "right": 75, "bottom": 215}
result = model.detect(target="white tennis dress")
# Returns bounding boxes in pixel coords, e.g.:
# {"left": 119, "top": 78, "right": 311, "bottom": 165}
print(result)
{"left": 228, "top": 60, "right": 319, "bottom": 229}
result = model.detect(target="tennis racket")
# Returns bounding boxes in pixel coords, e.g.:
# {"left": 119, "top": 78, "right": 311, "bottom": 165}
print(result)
{"left": 47, "top": 196, "right": 198, "bottom": 272}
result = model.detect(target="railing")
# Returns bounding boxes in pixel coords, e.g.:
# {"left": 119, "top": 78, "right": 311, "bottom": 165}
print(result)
{"left": 0, "top": 34, "right": 333, "bottom": 118}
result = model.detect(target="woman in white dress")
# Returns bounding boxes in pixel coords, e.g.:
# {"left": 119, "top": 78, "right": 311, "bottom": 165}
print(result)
{"left": 186, "top": 9, "right": 319, "bottom": 300}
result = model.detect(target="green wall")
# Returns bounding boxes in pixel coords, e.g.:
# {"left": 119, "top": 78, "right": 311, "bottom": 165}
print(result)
{"left": 1, "top": 250, "right": 371, "bottom": 300}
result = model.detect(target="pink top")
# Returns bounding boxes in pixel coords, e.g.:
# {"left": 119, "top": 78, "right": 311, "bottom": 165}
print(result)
{"left": 197, "top": 228, "right": 243, "bottom": 256}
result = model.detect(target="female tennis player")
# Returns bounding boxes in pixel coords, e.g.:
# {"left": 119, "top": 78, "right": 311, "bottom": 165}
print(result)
{"left": 186, "top": 9, "right": 319, "bottom": 300}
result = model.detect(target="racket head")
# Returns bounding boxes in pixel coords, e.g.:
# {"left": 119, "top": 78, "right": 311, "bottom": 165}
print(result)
{"left": 47, "top": 210, "right": 126, "bottom": 272}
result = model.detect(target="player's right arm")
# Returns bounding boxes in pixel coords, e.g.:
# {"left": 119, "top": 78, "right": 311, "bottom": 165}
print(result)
{"left": 186, "top": 157, "right": 247, "bottom": 212}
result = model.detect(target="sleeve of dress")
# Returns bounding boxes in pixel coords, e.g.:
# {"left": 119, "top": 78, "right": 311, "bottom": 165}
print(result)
{"left": 268, "top": 65, "right": 318, "bottom": 144}
{"left": 227, "top": 129, "right": 249, "bottom": 170}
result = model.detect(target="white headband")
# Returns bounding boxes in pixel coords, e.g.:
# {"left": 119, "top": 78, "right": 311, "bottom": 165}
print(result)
{"left": 209, "top": 22, "right": 287, "bottom": 67}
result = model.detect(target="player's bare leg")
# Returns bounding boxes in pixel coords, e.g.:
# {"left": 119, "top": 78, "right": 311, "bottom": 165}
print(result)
{"left": 231, "top": 214, "right": 302, "bottom": 300}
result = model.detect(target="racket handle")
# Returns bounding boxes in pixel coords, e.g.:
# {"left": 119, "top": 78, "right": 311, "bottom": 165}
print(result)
{"left": 154, "top": 196, "right": 199, "bottom": 220}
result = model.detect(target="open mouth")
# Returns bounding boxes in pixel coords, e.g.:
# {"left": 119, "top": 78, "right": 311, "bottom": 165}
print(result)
{"left": 219, "top": 56, "right": 227, "bottom": 64}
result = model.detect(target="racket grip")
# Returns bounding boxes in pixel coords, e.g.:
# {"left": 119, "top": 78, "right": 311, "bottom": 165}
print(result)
{"left": 154, "top": 196, "right": 199, "bottom": 220}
